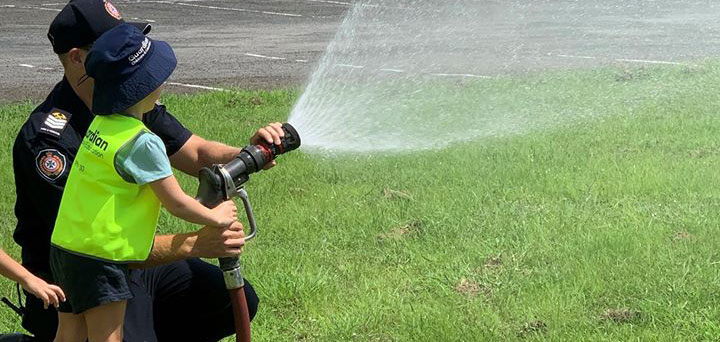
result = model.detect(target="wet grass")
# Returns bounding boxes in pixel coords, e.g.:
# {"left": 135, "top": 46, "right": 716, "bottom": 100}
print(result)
{"left": 2, "top": 61, "right": 720, "bottom": 340}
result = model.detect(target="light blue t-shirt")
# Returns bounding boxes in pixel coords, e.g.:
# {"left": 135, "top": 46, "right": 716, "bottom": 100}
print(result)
{"left": 115, "top": 131, "right": 173, "bottom": 185}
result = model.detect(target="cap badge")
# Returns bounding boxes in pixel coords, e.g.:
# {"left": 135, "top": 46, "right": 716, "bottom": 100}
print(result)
{"left": 104, "top": 1, "right": 122, "bottom": 20}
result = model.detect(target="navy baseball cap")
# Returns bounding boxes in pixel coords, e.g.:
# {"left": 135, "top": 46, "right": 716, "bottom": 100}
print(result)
{"left": 86, "top": 24, "right": 176, "bottom": 114}
{"left": 48, "top": 0, "right": 151, "bottom": 54}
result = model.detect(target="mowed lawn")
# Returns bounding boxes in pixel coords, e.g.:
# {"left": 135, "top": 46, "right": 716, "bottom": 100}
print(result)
{"left": 2, "top": 62, "right": 720, "bottom": 341}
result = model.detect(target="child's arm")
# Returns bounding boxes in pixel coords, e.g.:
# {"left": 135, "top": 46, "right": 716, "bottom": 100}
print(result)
{"left": 149, "top": 175, "right": 237, "bottom": 227}
{"left": 0, "top": 249, "right": 65, "bottom": 309}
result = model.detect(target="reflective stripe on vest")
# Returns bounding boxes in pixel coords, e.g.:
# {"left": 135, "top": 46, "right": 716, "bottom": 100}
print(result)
{"left": 51, "top": 114, "right": 161, "bottom": 262}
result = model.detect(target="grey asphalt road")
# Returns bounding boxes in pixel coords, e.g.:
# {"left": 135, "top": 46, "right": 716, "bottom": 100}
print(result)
{"left": 0, "top": 0, "right": 348, "bottom": 102}
{"left": 2, "top": 0, "right": 720, "bottom": 103}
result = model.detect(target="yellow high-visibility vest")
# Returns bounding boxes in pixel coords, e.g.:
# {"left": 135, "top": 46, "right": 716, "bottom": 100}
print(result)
{"left": 51, "top": 114, "right": 161, "bottom": 262}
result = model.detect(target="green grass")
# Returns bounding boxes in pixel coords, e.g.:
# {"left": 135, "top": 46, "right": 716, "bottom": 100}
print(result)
{"left": 3, "top": 62, "right": 720, "bottom": 341}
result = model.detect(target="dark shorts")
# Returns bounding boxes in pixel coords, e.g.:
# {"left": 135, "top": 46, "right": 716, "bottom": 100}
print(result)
{"left": 49, "top": 246, "right": 133, "bottom": 314}
{"left": 22, "top": 258, "right": 258, "bottom": 342}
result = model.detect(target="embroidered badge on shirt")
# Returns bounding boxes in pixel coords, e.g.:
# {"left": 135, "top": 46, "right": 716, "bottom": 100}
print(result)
{"left": 40, "top": 109, "right": 71, "bottom": 138}
{"left": 36, "top": 149, "right": 67, "bottom": 182}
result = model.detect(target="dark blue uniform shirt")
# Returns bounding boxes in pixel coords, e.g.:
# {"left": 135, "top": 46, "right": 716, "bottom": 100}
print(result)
{"left": 13, "top": 78, "right": 192, "bottom": 274}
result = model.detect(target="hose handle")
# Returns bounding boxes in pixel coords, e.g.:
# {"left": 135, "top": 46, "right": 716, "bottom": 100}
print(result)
{"left": 236, "top": 188, "right": 257, "bottom": 241}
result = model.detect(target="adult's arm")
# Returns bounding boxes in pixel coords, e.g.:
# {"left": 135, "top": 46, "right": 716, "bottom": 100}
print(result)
{"left": 169, "top": 135, "right": 241, "bottom": 177}
{"left": 144, "top": 104, "right": 284, "bottom": 176}
{"left": 134, "top": 221, "right": 246, "bottom": 269}
{"left": 169, "top": 123, "right": 286, "bottom": 177}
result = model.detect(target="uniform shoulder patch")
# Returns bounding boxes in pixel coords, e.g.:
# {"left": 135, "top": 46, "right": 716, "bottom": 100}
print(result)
{"left": 39, "top": 108, "right": 72, "bottom": 138}
{"left": 35, "top": 149, "right": 67, "bottom": 182}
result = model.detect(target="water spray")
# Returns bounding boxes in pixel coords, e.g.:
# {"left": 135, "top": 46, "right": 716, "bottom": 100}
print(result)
{"left": 195, "top": 123, "right": 301, "bottom": 342}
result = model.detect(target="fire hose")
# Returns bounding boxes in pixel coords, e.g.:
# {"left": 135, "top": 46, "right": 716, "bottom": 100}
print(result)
{"left": 194, "top": 123, "right": 301, "bottom": 342}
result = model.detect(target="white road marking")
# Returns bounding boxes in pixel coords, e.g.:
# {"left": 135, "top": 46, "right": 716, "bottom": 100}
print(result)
{"left": 177, "top": 2, "right": 303, "bottom": 17}
{"left": 16, "top": 61, "right": 223, "bottom": 90}
{"left": 614, "top": 58, "right": 687, "bottom": 66}
{"left": 1, "top": 4, "right": 61, "bottom": 11}
{"left": 166, "top": 82, "right": 227, "bottom": 91}
{"left": 336, "top": 63, "right": 364, "bottom": 68}
{"left": 245, "top": 54, "right": 490, "bottom": 79}
{"left": 556, "top": 54, "right": 597, "bottom": 60}
{"left": 120, "top": 0, "right": 208, "bottom": 2}
{"left": 553, "top": 53, "right": 689, "bottom": 66}
{"left": 303, "top": 0, "right": 424, "bottom": 12}
{"left": 34, "top": 6, "right": 61, "bottom": 11}
{"left": 35, "top": 2, "right": 155, "bottom": 21}
{"left": 245, "top": 53, "right": 286, "bottom": 60}
{"left": 130, "top": 17, "right": 157, "bottom": 23}
{"left": 131, "top": 1, "right": 304, "bottom": 17}
{"left": 18, "top": 64, "right": 56, "bottom": 71}
{"left": 246, "top": 54, "right": 491, "bottom": 78}
{"left": 430, "top": 73, "right": 492, "bottom": 79}
{"left": 305, "top": 0, "right": 351, "bottom": 5}
{"left": 14, "top": 65, "right": 225, "bottom": 92}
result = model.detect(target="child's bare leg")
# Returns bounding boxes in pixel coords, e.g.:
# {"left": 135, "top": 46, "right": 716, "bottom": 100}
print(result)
{"left": 54, "top": 312, "right": 87, "bottom": 342}
{"left": 84, "top": 301, "right": 126, "bottom": 342}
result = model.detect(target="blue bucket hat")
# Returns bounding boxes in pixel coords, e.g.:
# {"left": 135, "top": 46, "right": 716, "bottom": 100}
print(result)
{"left": 86, "top": 23, "right": 176, "bottom": 114}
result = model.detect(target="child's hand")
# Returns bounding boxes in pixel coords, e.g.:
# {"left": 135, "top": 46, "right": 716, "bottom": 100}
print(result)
{"left": 211, "top": 200, "right": 238, "bottom": 227}
{"left": 21, "top": 275, "right": 66, "bottom": 309}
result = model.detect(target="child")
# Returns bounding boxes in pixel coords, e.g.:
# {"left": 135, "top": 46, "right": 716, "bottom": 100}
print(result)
{"left": 0, "top": 249, "right": 65, "bottom": 309}
{"left": 50, "top": 24, "right": 237, "bottom": 342}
